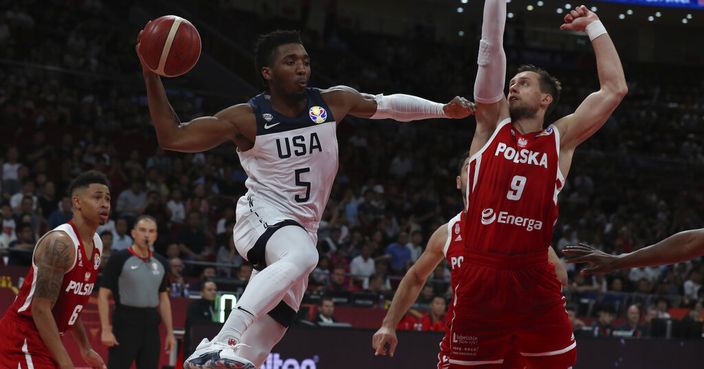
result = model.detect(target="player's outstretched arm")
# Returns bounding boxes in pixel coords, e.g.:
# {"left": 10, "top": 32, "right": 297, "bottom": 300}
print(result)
{"left": 372, "top": 223, "right": 447, "bottom": 357}
{"left": 564, "top": 229, "right": 704, "bottom": 275}
{"left": 136, "top": 28, "right": 249, "bottom": 153}
{"left": 554, "top": 5, "right": 628, "bottom": 150}
{"left": 31, "top": 232, "right": 77, "bottom": 369}
{"left": 471, "top": 0, "right": 510, "bottom": 148}
{"left": 323, "top": 85, "right": 473, "bottom": 122}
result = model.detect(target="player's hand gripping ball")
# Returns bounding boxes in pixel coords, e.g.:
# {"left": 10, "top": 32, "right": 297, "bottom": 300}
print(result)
{"left": 137, "top": 15, "right": 201, "bottom": 77}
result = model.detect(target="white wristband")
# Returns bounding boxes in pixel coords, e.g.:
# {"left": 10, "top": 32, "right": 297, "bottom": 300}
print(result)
{"left": 585, "top": 20, "right": 607, "bottom": 41}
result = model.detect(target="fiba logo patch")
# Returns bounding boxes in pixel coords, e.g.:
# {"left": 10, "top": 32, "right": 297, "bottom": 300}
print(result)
{"left": 481, "top": 208, "right": 496, "bottom": 225}
{"left": 308, "top": 106, "right": 327, "bottom": 124}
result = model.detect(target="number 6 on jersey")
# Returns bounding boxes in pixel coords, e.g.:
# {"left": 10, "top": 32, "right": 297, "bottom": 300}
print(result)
{"left": 507, "top": 175, "right": 526, "bottom": 201}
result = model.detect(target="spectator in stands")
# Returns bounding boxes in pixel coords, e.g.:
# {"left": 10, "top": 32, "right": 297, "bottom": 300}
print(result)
{"left": 10, "top": 180, "right": 36, "bottom": 211}
{"left": 177, "top": 210, "right": 211, "bottom": 261}
{"left": 111, "top": 217, "right": 132, "bottom": 251}
{"left": 184, "top": 280, "right": 218, "bottom": 358}
{"left": 37, "top": 180, "right": 56, "bottom": 218}
{"left": 7, "top": 222, "right": 34, "bottom": 265}
{"left": 591, "top": 304, "right": 616, "bottom": 337}
{"left": 166, "top": 188, "right": 186, "bottom": 225}
{"left": 406, "top": 230, "right": 423, "bottom": 262}
{"left": 233, "top": 264, "right": 253, "bottom": 290}
{"left": 655, "top": 297, "right": 672, "bottom": 319}
{"left": 1, "top": 203, "right": 17, "bottom": 247}
{"left": 216, "top": 233, "right": 242, "bottom": 278}
{"left": 311, "top": 255, "right": 332, "bottom": 287}
{"left": 99, "top": 231, "right": 113, "bottom": 269}
{"left": 683, "top": 270, "right": 702, "bottom": 304}
{"left": 615, "top": 304, "right": 646, "bottom": 337}
{"left": 416, "top": 284, "right": 435, "bottom": 306}
{"left": 327, "top": 266, "right": 351, "bottom": 293}
{"left": 385, "top": 231, "right": 411, "bottom": 275}
{"left": 314, "top": 296, "right": 339, "bottom": 325}
{"left": 349, "top": 244, "right": 376, "bottom": 286}
{"left": 193, "top": 266, "right": 217, "bottom": 292}
{"left": 115, "top": 179, "right": 146, "bottom": 219}
{"left": 167, "top": 257, "right": 186, "bottom": 288}
{"left": 2, "top": 146, "right": 21, "bottom": 195}
{"left": 420, "top": 296, "right": 446, "bottom": 332}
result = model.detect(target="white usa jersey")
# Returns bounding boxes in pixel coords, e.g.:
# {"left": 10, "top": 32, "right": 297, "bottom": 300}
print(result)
{"left": 237, "top": 88, "right": 339, "bottom": 234}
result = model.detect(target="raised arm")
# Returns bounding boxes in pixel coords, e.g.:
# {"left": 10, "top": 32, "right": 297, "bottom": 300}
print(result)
{"left": 136, "top": 28, "right": 251, "bottom": 153}
{"left": 321, "top": 85, "right": 472, "bottom": 123}
{"left": 553, "top": 6, "right": 628, "bottom": 150}
{"left": 471, "top": 0, "right": 510, "bottom": 151}
{"left": 372, "top": 223, "right": 447, "bottom": 357}
{"left": 31, "top": 232, "right": 77, "bottom": 369}
{"left": 564, "top": 229, "right": 704, "bottom": 275}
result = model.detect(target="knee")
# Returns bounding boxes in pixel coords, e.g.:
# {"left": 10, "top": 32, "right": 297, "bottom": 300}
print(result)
{"left": 297, "top": 245, "right": 319, "bottom": 274}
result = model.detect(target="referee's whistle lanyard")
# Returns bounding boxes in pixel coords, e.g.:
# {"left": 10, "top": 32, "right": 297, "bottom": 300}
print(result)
{"left": 128, "top": 245, "right": 153, "bottom": 262}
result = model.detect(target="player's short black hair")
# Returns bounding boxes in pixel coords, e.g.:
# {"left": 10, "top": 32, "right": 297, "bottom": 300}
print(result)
{"left": 68, "top": 170, "right": 109, "bottom": 195}
{"left": 516, "top": 64, "right": 562, "bottom": 120}
{"left": 254, "top": 30, "right": 303, "bottom": 88}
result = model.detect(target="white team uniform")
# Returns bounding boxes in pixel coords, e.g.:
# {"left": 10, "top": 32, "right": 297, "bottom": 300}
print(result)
{"left": 233, "top": 89, "right": 339, "bottom": 260}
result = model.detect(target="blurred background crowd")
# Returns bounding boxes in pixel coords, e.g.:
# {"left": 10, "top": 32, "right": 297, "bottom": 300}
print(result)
{"left": 1, "top": 0, "right": 703, "bottom": 338}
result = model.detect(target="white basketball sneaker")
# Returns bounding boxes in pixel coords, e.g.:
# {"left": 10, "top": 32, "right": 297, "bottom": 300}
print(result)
{"left": 184, "top": 338, "right": 255, "bottom": 369}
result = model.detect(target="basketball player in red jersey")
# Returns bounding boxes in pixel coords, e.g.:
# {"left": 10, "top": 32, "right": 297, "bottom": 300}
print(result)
{"left": 0, "top": 171, "right": 111, "bottom": 369}
{"left": 372, "top": 154, "right": 567, "bottom": 369}
{"left": 450, "top": 2, "right": 627, "bottom": 368}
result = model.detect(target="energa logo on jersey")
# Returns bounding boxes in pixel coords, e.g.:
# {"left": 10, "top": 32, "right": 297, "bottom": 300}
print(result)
{"left": 480, "top": 208, "right": 543, "bottom": 232}
{"left": 260, "top": 353, "right": 318, "bottom": 369}
{"left": 308, "top": 106, "right": 327, "bottom": 124}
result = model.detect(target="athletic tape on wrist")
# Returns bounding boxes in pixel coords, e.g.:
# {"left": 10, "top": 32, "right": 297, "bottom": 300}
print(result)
{"left": 586, "top": 20, "right": 607, "bottom": 41}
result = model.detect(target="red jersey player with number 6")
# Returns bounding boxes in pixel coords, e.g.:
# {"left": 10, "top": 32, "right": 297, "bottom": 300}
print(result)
{"left": 0, "top": 171, "right": 111, "bottom": 369}
{"left": 449, "top": 2, "right": 627, "bottom": 369}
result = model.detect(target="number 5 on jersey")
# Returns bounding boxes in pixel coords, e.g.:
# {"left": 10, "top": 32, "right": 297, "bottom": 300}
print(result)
{"left": 295, "top": 168, "right": 311, "bottom": 203}
{"left": 507, "top": 175, "right": 526, "bottom": 201}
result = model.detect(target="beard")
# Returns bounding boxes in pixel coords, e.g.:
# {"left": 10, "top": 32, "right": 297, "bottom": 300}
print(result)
{"left": 509, "top": 102, "right": 539, "bottom": 122}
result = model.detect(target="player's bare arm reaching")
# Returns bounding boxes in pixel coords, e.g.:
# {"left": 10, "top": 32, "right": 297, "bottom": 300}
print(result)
{"left": 552, "top": 6, "right": 628, "bottom": 176}
{"left": 372, "top": 223, "right": 449, "bottom": 357}
{"left": 32, "top": 233, "right": 104, "bottom": 369}
{"left": 564, "top": 229, "right": 704, "bottom": 275}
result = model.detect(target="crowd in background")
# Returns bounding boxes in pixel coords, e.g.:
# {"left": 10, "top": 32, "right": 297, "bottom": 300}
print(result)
{"left": 1, "top": 0, "right": 703, "bottom": 336}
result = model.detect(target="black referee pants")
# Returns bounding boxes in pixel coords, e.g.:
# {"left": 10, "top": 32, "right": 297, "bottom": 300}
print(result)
{"left": 108, "top": 305, "right": 161, "bottom": 369}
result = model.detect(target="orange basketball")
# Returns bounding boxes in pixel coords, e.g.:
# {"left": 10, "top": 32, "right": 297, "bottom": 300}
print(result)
{"left": 137, "top": 15, "right": 201, "bottom": 77}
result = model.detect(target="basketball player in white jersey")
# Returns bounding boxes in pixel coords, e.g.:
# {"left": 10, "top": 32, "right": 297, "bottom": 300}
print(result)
{"left": 136, "top": 28, "right": 474, "bottom": 369}
{"left": 371, "top": 154, "right": 567, "bottom": 368}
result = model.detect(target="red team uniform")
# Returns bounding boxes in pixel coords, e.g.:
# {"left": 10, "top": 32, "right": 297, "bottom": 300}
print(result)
{"left": 0, "top": 222, "right": 103, "bottom": 369}
{"left": 449, "top": 119, "right": 575, "bottom": 368}
{"left": 438, "top": 212, "right": 524, "bottom": 369}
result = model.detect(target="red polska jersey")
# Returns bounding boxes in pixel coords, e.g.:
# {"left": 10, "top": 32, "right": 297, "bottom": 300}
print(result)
{"left": 5, "top": 221, "right": 102, "bottom": 334}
